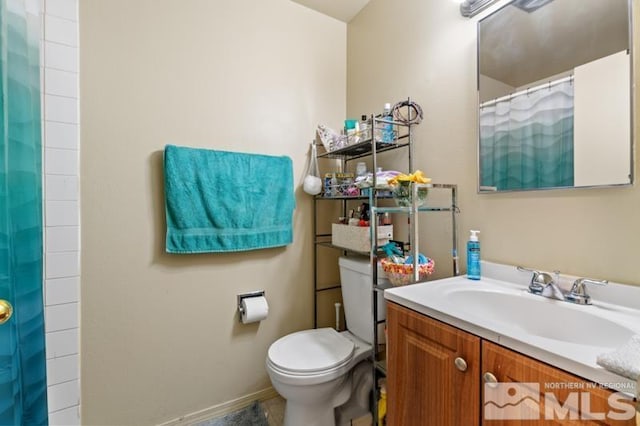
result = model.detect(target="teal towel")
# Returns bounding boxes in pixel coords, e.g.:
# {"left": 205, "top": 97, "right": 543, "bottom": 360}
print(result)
{"left": 164, "top": 145, "right": 294, "bottom": 253}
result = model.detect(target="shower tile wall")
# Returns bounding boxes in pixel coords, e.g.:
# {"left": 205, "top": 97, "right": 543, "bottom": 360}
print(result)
{"left": 42, "top": 0, "right": 80, "bottom": 424}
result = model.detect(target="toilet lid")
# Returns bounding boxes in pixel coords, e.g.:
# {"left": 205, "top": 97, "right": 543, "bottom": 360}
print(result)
{"left": 268, "top": 328, "right": 355, "bottom": 374}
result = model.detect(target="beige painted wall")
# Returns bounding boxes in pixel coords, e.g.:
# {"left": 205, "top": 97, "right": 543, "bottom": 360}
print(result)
{"left": 80, "top": 1, "right": 345, "bottom": 424}
{"left": 348, "top": 0, "right": 640, "bottom": 285}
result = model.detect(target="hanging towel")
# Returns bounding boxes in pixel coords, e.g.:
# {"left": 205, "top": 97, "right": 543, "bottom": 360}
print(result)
{"left": 164, "top": 145, "right": 294, "bottom": 253}
{"left": 596, "top": 334, "right": 640, "bottom": 381}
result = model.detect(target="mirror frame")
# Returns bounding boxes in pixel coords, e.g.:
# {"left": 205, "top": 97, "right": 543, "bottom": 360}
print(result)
{"left": 476, "top": 0, "right": 635, "bottom": 193}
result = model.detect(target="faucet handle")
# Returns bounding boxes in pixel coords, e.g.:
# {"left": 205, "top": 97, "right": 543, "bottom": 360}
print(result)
{"left": 566, "top": 278, "right": 608, "bottom": 305}
{"left": 517, "top": 266, "right": 555, "bottom": 294}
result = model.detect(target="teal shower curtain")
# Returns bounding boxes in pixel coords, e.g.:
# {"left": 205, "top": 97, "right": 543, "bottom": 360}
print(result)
{"left": 0, "top": 0, "right": 48, "bottom": 424}
{"left": 479, "top": 80, "right": 575, "bottom": 191}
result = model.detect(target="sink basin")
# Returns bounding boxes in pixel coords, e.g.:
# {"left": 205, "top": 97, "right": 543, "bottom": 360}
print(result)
{"left": 445, "top": 288, "right": 635, "bottom": 348}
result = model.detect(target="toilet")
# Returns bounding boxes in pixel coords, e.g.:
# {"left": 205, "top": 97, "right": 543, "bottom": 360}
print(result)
{"left": 266, "top": 256, "right": 390, "bottom": 426}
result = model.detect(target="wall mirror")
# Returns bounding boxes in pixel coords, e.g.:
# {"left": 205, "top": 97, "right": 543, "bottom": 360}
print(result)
{"left": 477, "top": 0, "right": 633, "bottom": 192}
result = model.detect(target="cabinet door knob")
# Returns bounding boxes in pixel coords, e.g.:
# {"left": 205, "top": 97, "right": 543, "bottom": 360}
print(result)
{"left": 454, "top": 357, "right": 468, "bottom": 372}
{"left": 483, "top": 372, "right": 498, "bottom": 388}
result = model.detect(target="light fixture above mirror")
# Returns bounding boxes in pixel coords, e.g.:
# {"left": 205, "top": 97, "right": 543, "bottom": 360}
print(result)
{"left": 510, "top": 0, "right": 553, "bottom": 12}
{"left": 459, "top": 0, "right": 498, "bottom": 17}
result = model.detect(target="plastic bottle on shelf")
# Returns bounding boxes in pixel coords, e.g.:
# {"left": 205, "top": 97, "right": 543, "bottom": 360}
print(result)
{"left": 467, "top": 230, "right": 481, "bottom": 280}
{"left": 330, "top": 173, "right": 338, "bottom": 197}
{"left": 344, "top": 119, "right": 359, "bottom": 144}
{"left": 381, "top": 103, "right": 394, "bottom": 143}
{"left": 378, "top": 379, "right": 387, "bottom": 426}
{"left": 359, "top": 115, "right": 370, "bottom": 140}
{"left": 356, "top": 162, "right": 367, "bottom": 179}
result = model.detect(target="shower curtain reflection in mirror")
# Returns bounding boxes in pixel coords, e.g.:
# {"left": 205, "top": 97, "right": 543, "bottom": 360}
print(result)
{"left": 479, "top": 80, "right": 575, "bottom": 191}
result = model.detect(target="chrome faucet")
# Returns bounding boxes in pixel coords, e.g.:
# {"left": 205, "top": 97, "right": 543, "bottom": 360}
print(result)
{"left": 517, "top": 267, "right": 563, "bottom": 300}
{"left": 565, "top": 277, "right": 608, "bottom": 305}
{"left": 517, "top": 266, "right": 608, "bottom": 305}
{"left": 541, "top": 275, "right": 565, "bottom": 301}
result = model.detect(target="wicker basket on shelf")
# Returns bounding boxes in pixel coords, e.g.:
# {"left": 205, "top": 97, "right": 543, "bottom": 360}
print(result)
{"left": 380, "top": 257, "right": 435, "bottom": 286}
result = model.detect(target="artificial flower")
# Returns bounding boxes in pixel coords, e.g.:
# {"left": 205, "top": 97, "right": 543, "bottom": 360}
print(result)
{"left": 388, "top": 170, "right": 432, "bottom": 186}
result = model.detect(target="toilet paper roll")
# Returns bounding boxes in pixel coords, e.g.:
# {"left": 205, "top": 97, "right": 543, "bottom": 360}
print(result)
{"left": 241, "top": 296, "right": 269, "bottom": 324}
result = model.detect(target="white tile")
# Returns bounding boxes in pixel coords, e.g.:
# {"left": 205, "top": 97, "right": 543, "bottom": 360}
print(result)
{"left": 46, "top": 328, "right": 79, "bottom": 359}
{"left": 46, "top": 226, "right": 79, "bottom": 252}
{"left": 44, "top": 15, "right": 78, "bottom": 47}
{"left": 45, "top": 121, "right": 78, "bottom": 150}
{"left": 46, "top": 0, "right": 77, "bottom": 21}
{"left": 45, "top": 303, "right": 78, "bottom": 332}
{"left": 44, "top": 41, "right": 78, "bottom": 72}
{"left": 45, "top": 95, "right": 78, "bottom": 124}
{"left": 46, "top": 175, "right": 78, "bottom": 200}
{"left": 47, "top": 354, "right": 79, "bottom": 386}
{"left": 45, "top": 276, "right": 80, "bottom": 305}
{"left": 45, "top": 148, "right": 78, "bottom": 175}
{"left": 48, "top": 405, "right": 80, "bottom": 426}
{"left": 45, "top": 68, "right": 78, "bottom": 98}
{"left": 46, "top": 200, "right": 79, "bottom": 226}
{"left": 45, "top": 251, "right": 79, "bottom": 279}
{"left": 47, "top": 380, "right": 79, "bottom": 412}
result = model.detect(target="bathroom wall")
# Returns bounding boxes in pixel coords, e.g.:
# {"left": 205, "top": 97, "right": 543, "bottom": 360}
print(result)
{"left": 347, "top": 0, "right": 640, "bottom": 286}
{"left": 42, "top": 0, "right": 81, "bottom": 424}
{"left": 80, "top": 0, "right": 345, "bottom": 424}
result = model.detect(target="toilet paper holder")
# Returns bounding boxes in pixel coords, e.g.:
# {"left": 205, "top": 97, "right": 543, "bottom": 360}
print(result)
{"left": 237, "top": 290, "right": 266, "bottom": 322}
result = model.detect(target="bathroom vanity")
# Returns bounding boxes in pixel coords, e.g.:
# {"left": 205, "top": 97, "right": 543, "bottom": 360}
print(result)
{"left": 384, "top": 262, "right": 639, "bottom": 425}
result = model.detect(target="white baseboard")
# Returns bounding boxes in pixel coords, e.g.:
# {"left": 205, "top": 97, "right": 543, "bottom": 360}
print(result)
{"left": 157, "top": 387, "right": 280, "bottom": 426}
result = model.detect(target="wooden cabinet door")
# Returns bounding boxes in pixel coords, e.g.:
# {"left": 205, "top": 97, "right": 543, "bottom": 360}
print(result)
{"left": 386, "top": 302, "right": 481, "bottom": 426}
{"left": 482, "top": 341, "right": 637, "bottom": 426}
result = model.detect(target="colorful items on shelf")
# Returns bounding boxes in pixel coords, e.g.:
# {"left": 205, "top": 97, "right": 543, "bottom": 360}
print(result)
{"left": 381, "top": 242, "right": 404, "bottom": 264}
{"left": 324, "top": 172, "right": 358, "bottom": 197}
{"left": 354, "top": 169, "right": 401, "bottom": 190}
{"left": 380, "top": 242, "right": 435, "bottom": 286}
{"left": 317, "top": 124, "right": 347, "bottom": 152}
{"left": 380, "top": 256, "right": 435, "bottom": 287}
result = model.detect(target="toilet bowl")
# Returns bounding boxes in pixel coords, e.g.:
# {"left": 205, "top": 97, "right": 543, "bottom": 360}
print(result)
{"left": 266, "top": 256, "right": 390, "bottom": 426}
{"left": 266, "top": 328, "right": 370, "bottom": 426}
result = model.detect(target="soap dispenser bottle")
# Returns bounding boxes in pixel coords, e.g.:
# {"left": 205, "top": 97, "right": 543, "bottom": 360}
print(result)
{"left": 467, "top": 230, "right": 481, "bottom": 280}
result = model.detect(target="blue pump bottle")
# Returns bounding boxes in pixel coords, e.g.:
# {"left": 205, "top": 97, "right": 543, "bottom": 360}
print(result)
{"left": 467, "top": 230, "right": 481, "bottom": 280}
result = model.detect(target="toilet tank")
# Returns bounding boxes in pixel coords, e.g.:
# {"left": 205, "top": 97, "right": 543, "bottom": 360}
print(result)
{"left": 338, "top": 256, "right": 391, "bottom": 344}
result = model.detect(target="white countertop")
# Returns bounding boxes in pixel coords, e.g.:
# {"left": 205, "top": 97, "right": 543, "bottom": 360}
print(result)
{"left": 384, "top": 261, "right": 640, "bottom": 397}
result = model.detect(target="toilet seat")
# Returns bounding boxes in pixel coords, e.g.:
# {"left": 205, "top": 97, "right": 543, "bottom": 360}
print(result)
{"left": 267, "top": 328, "right": 355, "bottom": 375}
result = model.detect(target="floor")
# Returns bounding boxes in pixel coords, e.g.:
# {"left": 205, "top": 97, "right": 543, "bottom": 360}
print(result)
{"left": 261, "top": 395, "right": 285, "bottom": 426}
{"left": 261, "top": 396, "right": 373, "bottom": 426}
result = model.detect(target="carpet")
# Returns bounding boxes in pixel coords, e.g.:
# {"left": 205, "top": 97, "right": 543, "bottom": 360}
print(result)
{"left": 195, "top": 401, "right": 269, "bottom": 426}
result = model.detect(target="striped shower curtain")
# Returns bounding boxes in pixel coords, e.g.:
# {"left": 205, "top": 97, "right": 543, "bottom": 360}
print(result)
{"left": 479, "top": 80, "right": 575, "bottom": 191}
{"left": 0, "top": 0, "right": 48, "bottom": 424}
